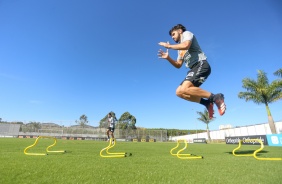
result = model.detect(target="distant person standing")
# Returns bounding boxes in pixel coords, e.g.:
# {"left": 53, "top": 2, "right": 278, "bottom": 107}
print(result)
{"left": 158, "top": 24, "right": 226, "bottom": 118}
{"left": 106, "top": 113, "right": 115, "bottom": 143}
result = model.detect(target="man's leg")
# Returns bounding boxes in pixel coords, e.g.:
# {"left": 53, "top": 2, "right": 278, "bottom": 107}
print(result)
{"left": 106, "top": 129, "right": 110, "bottom": 141}
{"left": 176, "top": 81, "right": 211, "bottom": 101}
{"left": 176, "top": 81, "right": 226, "bottom": 117}
{"left": 110, "top": 131, "right": 114, "bottom": 144}
{"left": 176, "top": 81, "right": 214, "bottom": 118}
{"left": 177, "top": 60, "right": 226, "bottom": 117}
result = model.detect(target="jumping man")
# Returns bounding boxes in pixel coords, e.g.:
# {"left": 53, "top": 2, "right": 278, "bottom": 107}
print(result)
{"left": 106, "top": 113, "right": 115, "bottom": 143}
{"left": 158, "top": 24, "right": 226, "bottom": 119}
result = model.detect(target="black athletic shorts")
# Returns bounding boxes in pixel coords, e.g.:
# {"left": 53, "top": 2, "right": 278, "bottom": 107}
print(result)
{"left": 180, "top": 60, "right": 211, "bottom": 87}
{"left": 107, "top": 127, "right": 115, "bottom": 132}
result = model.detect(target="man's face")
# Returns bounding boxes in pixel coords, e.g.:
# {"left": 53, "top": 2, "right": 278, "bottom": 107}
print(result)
{"left": 171, "top": 30, "right": 181, "bottom": 43}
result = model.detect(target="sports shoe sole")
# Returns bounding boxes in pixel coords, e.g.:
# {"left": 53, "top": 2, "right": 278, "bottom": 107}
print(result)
{"left": 214, "top": 94, "right": 226, "bottom": 116}
{"left": 207, "top": 102, "right": 214, "bottom": 119}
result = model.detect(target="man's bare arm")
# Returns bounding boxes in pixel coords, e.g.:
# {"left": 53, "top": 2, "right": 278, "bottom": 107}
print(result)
{"left": 159, "top": 40, "right": 191, "bottom": 50}
{"left": 166, "top": 56, "right": 184, "bottom": 69}
{"left": 158, "top": 49, "right": 184, "bottom": 69}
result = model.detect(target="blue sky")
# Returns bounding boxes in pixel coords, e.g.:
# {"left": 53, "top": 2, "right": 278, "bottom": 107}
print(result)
{"left": 0, "top": 0, "right": 281, "bottom": 130}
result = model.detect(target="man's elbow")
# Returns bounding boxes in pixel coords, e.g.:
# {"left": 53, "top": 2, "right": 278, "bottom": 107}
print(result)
{"left": 175, "top": 64, "right": 182, "bottom": 69}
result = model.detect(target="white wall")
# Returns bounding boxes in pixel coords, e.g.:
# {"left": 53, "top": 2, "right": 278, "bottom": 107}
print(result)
{"left": 171, "top": 121, "right": 282, "bottom": 141}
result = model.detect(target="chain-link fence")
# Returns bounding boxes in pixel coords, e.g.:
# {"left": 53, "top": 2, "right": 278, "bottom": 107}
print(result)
{"left": 114, "top": 128, "right": 167, "bottom": 142}
{"left": 17, "top": 123, "right": 168, "bottom": 142}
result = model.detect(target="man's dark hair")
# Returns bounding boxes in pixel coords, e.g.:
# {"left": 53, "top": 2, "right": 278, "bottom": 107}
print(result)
{"left": 169, "top": 24, "right": 186, "bottom": 36}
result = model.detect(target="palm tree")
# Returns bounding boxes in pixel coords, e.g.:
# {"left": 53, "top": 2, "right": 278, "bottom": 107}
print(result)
{"left": 274, "top": 68, "right": 282, "bottom": 78}
{"left": 196, "top": 109, "right": 215, "bottom": 142}
{"left": 238, "top": 70, "right": 282, "bottom": 134}
{"left": 273, "top": 68, "right": 282, "bottom": 101}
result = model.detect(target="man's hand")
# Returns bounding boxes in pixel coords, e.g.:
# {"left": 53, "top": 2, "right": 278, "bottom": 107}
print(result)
{"left": 158, "top": 49, "right": 169, "bottom": 59}
{"left": 158, "top": 41, "right": 169, "bottom": 59}
{"left": 158, "top": 41, "right": 170, "bottom": 49}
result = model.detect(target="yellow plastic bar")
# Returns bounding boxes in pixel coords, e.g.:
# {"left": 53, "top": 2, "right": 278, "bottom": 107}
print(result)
{"left": 170, "top": 139, "right": 203, "bottom": 159}
{"left": 24, "top": 136, "right": 65, "bottom": 156}
{"left": 232, "top": 139, "right": 282, "bottom": 161}
{"left": 170, "top": 139, "right": 180, "bottom": 156}
{"left": 106, "top": 139, "right": 126, "bottom": 155}
{"left": 253, "top": 139, "right": 282, "bottom": 161}
{"left": 170, "top": 140, "right": 191, "bottom": 156}
{"left": 232, "top": 139, "right": 254, "bottom": 157}
{"left": 24, "top": 136, "right": 46, "bottom": 156}
{"left": 46, "top": 137, "right": 65, "bottom": 153}
{"left": 100, "top": 138, "right": 126, "bottom": 158}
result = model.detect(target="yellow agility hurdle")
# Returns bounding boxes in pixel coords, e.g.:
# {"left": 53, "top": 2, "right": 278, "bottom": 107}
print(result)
{"left": 24, "top": 136, "right": 66, "bottom": 156}
{"left": 100, "top": 138, "right": 132, "bottom": 158}
{"left": 170, "top": 139, "right": 203, "bottom": 159}
{"left": 233, "top": 139, "right": 282, "bottom": 161}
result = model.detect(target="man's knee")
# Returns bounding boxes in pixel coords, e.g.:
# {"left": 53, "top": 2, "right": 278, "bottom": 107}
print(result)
{"left": 176, "top": 88, "right": 183, "bottom": 98}
{"left": 175, "top": 88, "right": 183, "bottom": 98}
{"left": 176, "top": 88, "right": 188, "bottom": 98}
{"left": 176, "top": 86, "right": 188, "bottom": 95}
{"left": 176, "top": 81, "right": 193, "bottom": 95}
{"left": 176, "top": 86, "right": 193, "bottom": 99}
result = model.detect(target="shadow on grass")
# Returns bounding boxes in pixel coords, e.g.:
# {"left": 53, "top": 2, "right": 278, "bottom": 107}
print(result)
{"left": 225, "top": 150, "right": 268, "bottom": 155}
{"left": 46, "top": 150, "right": 72, "bottom": 155}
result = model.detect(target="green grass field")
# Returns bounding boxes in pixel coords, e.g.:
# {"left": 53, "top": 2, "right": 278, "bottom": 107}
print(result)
{"left": 1, "top": 138, "right": 281, "bottom": 184}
